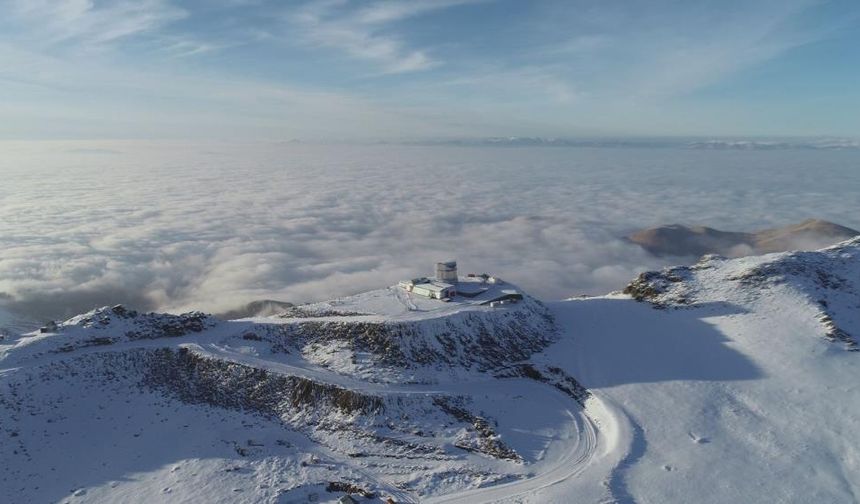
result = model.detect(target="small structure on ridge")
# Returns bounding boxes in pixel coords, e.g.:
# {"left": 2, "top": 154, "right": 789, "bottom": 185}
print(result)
{"left": 399, "top": 261, "right": 459, "bottom": 300}
{"left": 398, "top": 261, "right": 520, "bottom": 304}
{"left": 435, "top": 261, "right": 458, "bottom": 282}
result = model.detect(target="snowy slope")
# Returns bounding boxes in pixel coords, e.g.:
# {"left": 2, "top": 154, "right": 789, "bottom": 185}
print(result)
{"left": 529, "top": 237, "right": 860, "bottom": 503}
{"left": 3, "top": 243, "right": 860, "bottom": 503}
{"left": 1, "top": 280, "right": 588, "bottom": 504}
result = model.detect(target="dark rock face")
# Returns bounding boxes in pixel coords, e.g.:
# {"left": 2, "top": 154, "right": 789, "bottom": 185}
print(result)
{"left": 433, "top": 397, "right": 520, "bottom": 462}
{"left": 68, "top": 305, "right": 215, "bottom": 340}
{"left": 48, "top": 307, "right": 217, "bottom": 355}
{"left": 494, "top": 364, "right": 590, "bottom": 405}
{"left": 142, "top": 347, "right": 385, "bottom": 416}
{"left": 6, "top": 346, "right": 530, "bottom": 469}
{"left": 256, "top": 301, "right": 557, "bottom": 372}
{"left": 293, "top": 322, "right": 411, "bottom": 366}
{"left": 818, "top": 313, "right": 857, "bottom": 351}
{"left": 326, "top": 482, "right": 375, "bottom": 498}
{"left": 126, "top": 312, "right": 212, "bottom": 339}
{"left": 622, "top": 265, "right": 697, "bottom": 307}
{"left": 628, "top": 219, "right": 859, "bottom": 258}
{"left": 727, "top": 253, "right": 848, "bottom": 291}
{"left": 280, "top": 307, "right": 370, "bottom": 318}
{"left": 57, "top": 336, "right": 114, "bottom": 353}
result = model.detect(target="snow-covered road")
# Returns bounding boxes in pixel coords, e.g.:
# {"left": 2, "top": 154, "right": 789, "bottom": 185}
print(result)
{"left": 188, "top": 340, "right": 624, "bottom": 504}
{"left": 424, "top": 398, "right": 604, "bottom": 504}
{"left": 185, "top": 342, "right": 459, "bottom": 395}
{"left": 3, "top": 316, "right": 628, "bottom": 504}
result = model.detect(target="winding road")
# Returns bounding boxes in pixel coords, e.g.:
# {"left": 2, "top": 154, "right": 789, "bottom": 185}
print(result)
{"left": 3, "top": 318, "right": 638, "bottom": 504}
{"left": 187, "top": 341, "right": 633, "bottom": 504}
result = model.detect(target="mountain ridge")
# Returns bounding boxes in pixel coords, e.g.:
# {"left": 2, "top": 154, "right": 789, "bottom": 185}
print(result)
{"left": 3, "top": 240, "right": 860, "bottom": 503}
{"left": 628, "top": 218, "right": 858, "bottom": 258}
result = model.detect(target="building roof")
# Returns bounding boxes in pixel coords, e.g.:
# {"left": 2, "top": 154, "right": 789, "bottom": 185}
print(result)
{"left": 413, "top": 282, "right": 454, "bottom": 293}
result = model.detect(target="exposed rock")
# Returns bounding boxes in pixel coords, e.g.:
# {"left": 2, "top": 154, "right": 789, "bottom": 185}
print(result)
{"left": 280, "top": 308, "right": 370, "bottom": 318}
{"left": 254, "top": 302, "right": 557, "bottom": 373}
{"left": 818, "top": 313, "right": 858, "bottom": 351}
{"left": 623, "top": 236, "right": 860, "bottom": 351}
{"left": 64, "top": 306, "right": 214, "bottom": 340}
{"left": 623, "top": 266, "right": 696, "bottom": 307}
{"left": 325, "top": 481, "right": 375, "bottom": 498}
{"left": 142, "top": 347, "right": 384, "bottom": 416}
{"left": 494, "top": 364, "right": 590, "bottom": 405}
{"left": 433, "top": 397, "right": 521, "bottom": 462}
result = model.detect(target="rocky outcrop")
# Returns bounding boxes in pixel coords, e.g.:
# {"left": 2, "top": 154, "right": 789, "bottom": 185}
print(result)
{"left": 142, "top": 347, "right": 384, "bottom": 417}
{"left": 624, "top": 237, "right": 860, "bottom": 351}
{"left": 623, "top": 264, "right": 699, "bottom": 307}
{"left": 65, "top": 305, "right": 215, "bottom": 340}
{"left": 494, "top": 363, "right": 590, "bottom": 405}
{"left": 433, "top": 397, "right": 521, "bottom": 462}
{"left": 261, "top": 301, "right": 557, "bottom": 373}
{"left": 818, "top": 313, "right": 857, "bottom": 351}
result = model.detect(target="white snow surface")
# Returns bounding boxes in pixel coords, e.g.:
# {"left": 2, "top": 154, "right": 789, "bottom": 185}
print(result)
{"left": 2, "top": 240, "right": 860, "bottom": 503}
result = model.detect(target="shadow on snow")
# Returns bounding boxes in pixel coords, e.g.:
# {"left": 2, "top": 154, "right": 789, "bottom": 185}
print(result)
{"left": 549, "top": 297, "right": 763, "bottom": 388}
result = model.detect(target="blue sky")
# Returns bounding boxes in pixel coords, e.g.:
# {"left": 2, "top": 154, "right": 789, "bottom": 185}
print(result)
{"left": 1, "top": 0, "right": 858, "bottom": 140}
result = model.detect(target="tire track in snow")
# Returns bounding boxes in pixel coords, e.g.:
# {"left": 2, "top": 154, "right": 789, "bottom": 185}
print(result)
{"left": 424, "top": 393, "right": 605, "bottom": 504}
{"left": 195, "top": 340, "right": 611, "bottom": 504}
{"left": 603, "top": 411, "right": 645, "bottom": 504}
{"left": 4, "top": 318, "right": 636, "bottom": 504}
{"left": 195, "top": 341, "right": 617, "bottom": 504}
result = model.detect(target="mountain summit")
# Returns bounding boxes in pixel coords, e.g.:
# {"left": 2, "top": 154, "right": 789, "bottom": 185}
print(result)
{"left": 3, "top": 241, "right": 860, "bottom": 503}
{"left": 628, "top": 218, "right": 858, "bottom": 257}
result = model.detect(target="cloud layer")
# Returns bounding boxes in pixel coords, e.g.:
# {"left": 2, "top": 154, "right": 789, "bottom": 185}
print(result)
{"left": 2, "top": 141, "right": 859, "bottom": 323}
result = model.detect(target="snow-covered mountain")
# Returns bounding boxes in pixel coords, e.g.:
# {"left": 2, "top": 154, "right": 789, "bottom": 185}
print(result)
{"left": 2, "top": 240, "right": 860, "bottom": 503}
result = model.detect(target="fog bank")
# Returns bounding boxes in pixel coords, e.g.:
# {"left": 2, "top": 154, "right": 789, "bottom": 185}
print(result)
{"left": 2, "top": 141, "right": 859, "bottom": 323}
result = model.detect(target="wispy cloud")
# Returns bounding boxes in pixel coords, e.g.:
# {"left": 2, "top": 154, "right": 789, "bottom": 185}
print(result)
{"left": 617, "top": 0, "right": 826, "bottom": 97}
{"left": 157, "top": 37, "right": 238, "bottom": 58}
{"left": 8, "top": 0, "right": 187, "bottom": 47}
{"left": 0, "top": 39, "right": 499, "bottom": 140}
{"left": 352, "top": 0, "right": 486, "bottom": 24}
{"left": 438, "top": 65, "right": 583, "bottom": 105}
{"left": 528, "top": 0, "right": 835, "bottom": 99}
{"left": 290, "top": 0, "right": 485, "bottom": 74}
{"left": 1, "top": 0, "right": 858, "bottom": 139}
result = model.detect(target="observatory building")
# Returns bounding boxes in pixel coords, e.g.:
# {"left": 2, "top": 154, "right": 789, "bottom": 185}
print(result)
{"left": 397, "top": 260, "right": 521, "bottom": 306}
{"left": 398, "top": 261, "right": 459, "bottom": 300}
{"left": 435, "top": 261, "right": 458, "bottom": 282}
{"left": 410, "top": 282, "right": 456, "bottom": 300}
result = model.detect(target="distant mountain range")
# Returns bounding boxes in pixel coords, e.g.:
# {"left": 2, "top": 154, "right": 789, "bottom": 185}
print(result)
{"left": 393, "top": 137, "right": 860, "bottom": 149}
{"left": 628, "top": 219, "right": 859, "bottom": 258}
{"left": 687, "top": 139, "right": 860, "bottom": 150}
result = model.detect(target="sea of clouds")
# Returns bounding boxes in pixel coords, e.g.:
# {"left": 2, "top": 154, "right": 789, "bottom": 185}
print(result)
{"left": 2, "top": 140, "right": 859, "bottom": 325}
